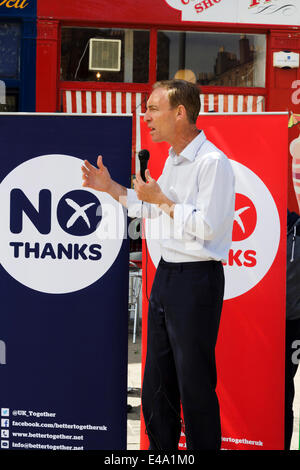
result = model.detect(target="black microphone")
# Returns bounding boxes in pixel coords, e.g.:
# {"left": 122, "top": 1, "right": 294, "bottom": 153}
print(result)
{"left": 138, "top": 149, "right": 150, "bottom": 182}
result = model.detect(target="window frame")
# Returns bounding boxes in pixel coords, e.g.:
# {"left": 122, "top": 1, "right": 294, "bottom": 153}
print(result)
{"left": 0, "top": 20, "right": 22, "bottom": 111}
{"left": 59, "top": 24, "right": 153, "bottom": 88}
{"left": 59, "top": 22, "right": 268, "bottom": 100}
{"left": 156, "top": 29, "right": 267, "bottom": 89}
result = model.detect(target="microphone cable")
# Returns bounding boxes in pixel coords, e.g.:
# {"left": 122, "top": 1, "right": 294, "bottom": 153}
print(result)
{"left": 141, "top": 201, "right": 150, "bottom": 303}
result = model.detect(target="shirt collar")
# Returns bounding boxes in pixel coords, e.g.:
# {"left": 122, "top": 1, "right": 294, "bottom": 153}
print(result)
{"left": 169, "top": 130, "right": 206, "bottom": 165}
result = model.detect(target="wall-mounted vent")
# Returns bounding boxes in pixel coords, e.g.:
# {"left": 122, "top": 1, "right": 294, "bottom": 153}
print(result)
{"left": 89, "top": 38, "right": 121, "bottom": 72}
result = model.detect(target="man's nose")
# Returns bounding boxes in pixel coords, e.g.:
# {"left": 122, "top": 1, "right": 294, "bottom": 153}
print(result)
{"left": 144, "top": 110, "right": 150, "bottom": 122}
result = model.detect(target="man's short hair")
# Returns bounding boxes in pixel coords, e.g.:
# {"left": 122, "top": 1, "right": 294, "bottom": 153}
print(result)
{"left": 153, "top": 79, "right": 201, "bottom": 124}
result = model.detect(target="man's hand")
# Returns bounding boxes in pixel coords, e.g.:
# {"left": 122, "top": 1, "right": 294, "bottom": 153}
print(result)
{"left": 134, "top": 170, "right": 164, "bottom": 204}
{"left": 81, "top": 155, "right": 127, "bottom": 205}
{"left": 134, "top": 169, "right": 175, "bottom": 218}
{"left": 81, "top": 155, "right": 112, "bottom": 193}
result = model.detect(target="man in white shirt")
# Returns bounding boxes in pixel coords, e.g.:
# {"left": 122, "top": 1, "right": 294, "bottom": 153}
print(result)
{"left": 81, "top": 80, "right": 235, "bottom": 450}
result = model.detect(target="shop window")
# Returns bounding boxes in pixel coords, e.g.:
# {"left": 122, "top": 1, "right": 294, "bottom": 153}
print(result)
{"left": 0, "top": 23, "right": 21, "bottom": 79}
{"left": 157, "top": 31, "right": 266, "bottom": 88}
{"left": 61, "top": 27, "right": 150, "bottom": 83}
{"left": 0, "top": 90, "right": 18, "bottom": 112}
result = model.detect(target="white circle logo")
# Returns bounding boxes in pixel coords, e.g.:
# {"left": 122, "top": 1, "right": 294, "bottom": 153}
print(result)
{"left": 145, "top": 160, "right": 280, "bottom": 300}
{"left": 0, "top": 155, "right": 125, "bottom": 294}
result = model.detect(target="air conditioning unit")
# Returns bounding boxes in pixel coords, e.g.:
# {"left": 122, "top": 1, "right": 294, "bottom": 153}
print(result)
{"left": 89, "top": 38, "right": 121, "bottom": 72}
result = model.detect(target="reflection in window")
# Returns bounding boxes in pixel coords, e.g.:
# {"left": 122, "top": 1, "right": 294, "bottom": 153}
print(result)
{"left": 61, "top": 27, "right": 150, "bottom": 83}
{"left": 0, "top": 91, "right": 18, "bottom": 112}
{"left": 157, "top": 31, "right": 266, "bottom": 88}
{"left": 0, "top": 23, "right": 21, "bottom": 79}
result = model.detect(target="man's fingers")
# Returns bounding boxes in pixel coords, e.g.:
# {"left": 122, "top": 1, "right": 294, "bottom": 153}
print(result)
{"left": 97, "top": 155, "right": 104, "bottom": 170}
{"left": 135, "top": 171, "right": 144, "bottom": 184}
{"left": 81, "top": 164, "right": 90, "bottom": 177}
{"left": 145, "top": 169, "right": 152, "bottom": 182}
{"left": 82, "top": 156, "right": 105, "bottom": 174}
{"left": 81, "top": 172, "right": 88, "bottom": 180}
{"left": 83, "top": 160, "right": 95, "bottom": 172}
{"left": 136, "top": 169, "right": 153, "bottom": 184}
{"left": 82, "top": 176, "right": 90, "bottom": 187}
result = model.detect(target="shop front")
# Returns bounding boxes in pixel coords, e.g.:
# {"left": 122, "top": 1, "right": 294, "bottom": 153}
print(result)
{"left": 36, "top": 0, "right": 300, "bottom": 208}
{"left": 0, "top": 0, "right": 36, "bottom": 112}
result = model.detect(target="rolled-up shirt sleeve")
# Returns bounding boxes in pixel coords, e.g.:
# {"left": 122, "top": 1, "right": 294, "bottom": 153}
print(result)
{"left": 173, "top": 153, "right": 235, "bottom": 241}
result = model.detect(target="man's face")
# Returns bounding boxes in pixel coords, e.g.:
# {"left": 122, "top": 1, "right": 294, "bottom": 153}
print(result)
{"left": 144, "top": 87, "right": 178, "bottom": 143}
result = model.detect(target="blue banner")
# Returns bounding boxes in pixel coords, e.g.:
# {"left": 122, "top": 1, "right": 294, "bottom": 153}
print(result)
{"left": 0, "top": 0, "right": 36, "bottom": 18}
{"left": 0, "top": 114, "right": 132, "bottom": 450}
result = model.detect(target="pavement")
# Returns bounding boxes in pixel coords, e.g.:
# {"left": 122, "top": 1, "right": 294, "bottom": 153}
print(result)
{"left": 126, "top": 324, "right": 300, "bottom": 451}
{"left": 127, "top": 328, "right": 142, "bottom": 451}
{"left": 291, "top": 372, "right": 300, "bottom": 450}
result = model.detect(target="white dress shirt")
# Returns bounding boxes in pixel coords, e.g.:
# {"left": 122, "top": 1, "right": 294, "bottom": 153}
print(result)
{"left": 127, "top": 131, "right": 235, "bottom": 263}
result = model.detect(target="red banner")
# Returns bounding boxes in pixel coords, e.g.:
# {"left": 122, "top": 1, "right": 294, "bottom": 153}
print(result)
{"left": 140, "top": 113, "right": 288, "bottom": 450}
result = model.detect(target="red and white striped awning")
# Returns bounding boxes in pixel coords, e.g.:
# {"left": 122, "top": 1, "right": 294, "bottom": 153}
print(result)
{"left": 62, "top": 90, "right": 148, "bottom": 115}
{"left": 62, "top": 90, "right": 265, "bottom": 114}
{"left": 200, "top": 93, "right": 264, "bottom": 113}
{"left": 62, "top": 90, "right": 265, "bottom": 169}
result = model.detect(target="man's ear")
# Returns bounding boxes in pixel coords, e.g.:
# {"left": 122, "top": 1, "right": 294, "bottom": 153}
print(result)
{"left": 176, "top": 104, "right": 187, "bottom": 120}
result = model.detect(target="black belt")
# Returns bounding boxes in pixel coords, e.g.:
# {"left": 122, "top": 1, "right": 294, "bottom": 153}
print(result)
{"left": 158, "top": 257, "right": 220, "bottom": 271}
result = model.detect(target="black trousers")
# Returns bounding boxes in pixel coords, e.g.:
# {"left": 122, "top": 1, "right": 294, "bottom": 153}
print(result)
{"left": 141, "top": 258, "right": 224, "bottom": 450}
{"left": 285, "top": 318, "right": 300, "bottom": 450}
